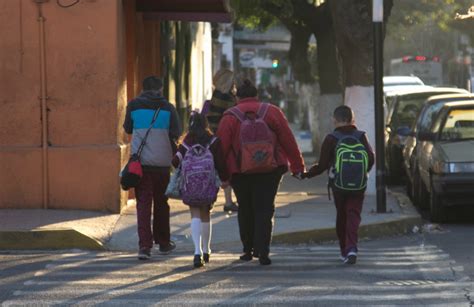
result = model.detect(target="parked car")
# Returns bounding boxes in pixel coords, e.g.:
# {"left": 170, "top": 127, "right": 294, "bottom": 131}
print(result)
{"left": 384, "top": 87, "right": 469, "bottom": 182}
{"left": 415, "top": 101, "right": 474, "bottom": 222}
{"left": 403, "top": 93, "right": 474, "bottom": 205}
{"left": 383, "top": 75, "right": 424, "bottom": 91}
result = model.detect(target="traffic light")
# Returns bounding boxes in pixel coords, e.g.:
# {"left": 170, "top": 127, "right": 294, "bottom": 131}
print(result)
{"left": 272, "top": 59, "right": 279, "bottom": 68}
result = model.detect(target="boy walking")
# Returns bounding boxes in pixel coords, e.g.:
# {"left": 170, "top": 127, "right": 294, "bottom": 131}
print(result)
{"left": 303, "top": 106, "right": 374, "bottom": 264}
{"left": 123, "top": 76, "right": 181, "bottom": 260}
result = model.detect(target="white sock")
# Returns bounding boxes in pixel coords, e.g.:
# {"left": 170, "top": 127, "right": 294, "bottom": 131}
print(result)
{"left": 191, "top": 218, "right": 202, "bottom": 255}
{"left": 201, "top": 221, "right": 212, "bottom": 254}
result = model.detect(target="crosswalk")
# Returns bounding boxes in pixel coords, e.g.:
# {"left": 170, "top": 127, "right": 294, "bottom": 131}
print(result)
{"left": 2, "top": 244, "right": 472, "bottom": 306}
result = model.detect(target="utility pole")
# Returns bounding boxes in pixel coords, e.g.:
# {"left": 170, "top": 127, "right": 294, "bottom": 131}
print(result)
{"left": 373, "top": 0, "right": 387, "bottom": 213}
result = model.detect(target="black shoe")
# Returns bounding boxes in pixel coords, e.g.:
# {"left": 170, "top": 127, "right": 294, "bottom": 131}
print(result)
{"left": 223, "top": 202, "right": 238, "bottom": 212}
{"left": 203, "top": 253, "right": 210, "bottom": 263}
{"left": 344, "top": 252, "right": 357, "bottom": 265}
{"left": 259, "top": 256, "right": 272, "bottom": 265}
{"left": 138, "top": 248, "right": 151, "bottom": 260}
{"left": 239, "top": 253, "right": 253, "bottom": 261}
{"left": 159, "top": 240, "right": 176, "bottom": 254}
{"left": 193, "top": 255, "right": 204, "bottom": 268}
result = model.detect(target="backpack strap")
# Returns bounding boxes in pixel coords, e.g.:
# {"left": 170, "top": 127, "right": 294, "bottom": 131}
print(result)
{"left": 226, "top": 107, "right": 246, "bottom": 122}
{"left": 256, "top": 103, "right": 270, "bottom": 119}
{"left": 207, "top": 136, "right": 218, "bottom": 149}
{"left": 352, "top": 130, "right": 365, "bottom": 140}
{"left": 181, "top": 142, "right": 190, "bottom": 151}
{"left": 330, "top": 130, "right": 365, "bottom": 142}
{"left": 330, "top": 131, "right": 345, "bottom": 141}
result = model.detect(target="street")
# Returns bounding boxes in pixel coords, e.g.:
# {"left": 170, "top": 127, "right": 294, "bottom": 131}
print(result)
{"left": 1, "top": 226, "right": 473, "bottom": 306}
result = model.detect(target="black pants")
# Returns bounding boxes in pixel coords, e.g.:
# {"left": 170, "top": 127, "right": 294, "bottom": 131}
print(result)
{"left": 231, "top": 170, "right": 283, "bottom": 257}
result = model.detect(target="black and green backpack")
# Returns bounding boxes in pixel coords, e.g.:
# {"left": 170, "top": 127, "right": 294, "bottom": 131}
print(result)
{"left": 329, "top": 130, "right": 369, "bottom": 192}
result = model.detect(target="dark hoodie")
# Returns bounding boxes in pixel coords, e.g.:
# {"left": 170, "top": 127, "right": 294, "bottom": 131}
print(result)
{"left": 123, "top": 91, "right": 181, "bottom": 171}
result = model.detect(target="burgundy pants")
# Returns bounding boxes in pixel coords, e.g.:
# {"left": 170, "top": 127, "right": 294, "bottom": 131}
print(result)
{"left": 135, "top": 171, "right": 171, "bottom": 250}
{"left": 333, "top": 191, "right": 364, "bottom": 257}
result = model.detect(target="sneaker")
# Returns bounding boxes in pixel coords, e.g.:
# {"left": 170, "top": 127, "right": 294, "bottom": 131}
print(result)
{"left": 203, "top": 253, "right": 210, "bottom": 263}
{"left": 239, "top": 252, "right": 253, "bottom": 261}
{"left": 159, "top": 240, "right": 176, "bottom": 255}
{"left": 340, "top": 255, "right": 346, "bottom": 262}
{"left": 193, "top": 255, "right": 204, "bottom": 268}
{"left": 259, "top": 256, "right": 272, "bottom": 265}
{"left": 223, "top": 202, "right": 238, "bottom": 212}
{"left": 344, "top": 252, "right": 357, "bottom": 265}
{"left": 138, "top": 248, "right": 151, "bottom": 260}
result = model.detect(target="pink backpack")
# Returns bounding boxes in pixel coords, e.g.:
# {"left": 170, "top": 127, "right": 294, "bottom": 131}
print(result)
{"left": 180, "top": 138, "right": 219, "bottom": 206}
{"left": 225, "top": 103, "right": 277, "bottom": 174}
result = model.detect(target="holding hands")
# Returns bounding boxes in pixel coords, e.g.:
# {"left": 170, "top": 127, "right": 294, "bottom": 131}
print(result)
{"left": 292, "top": 171, "right": 312, "bottom": 180}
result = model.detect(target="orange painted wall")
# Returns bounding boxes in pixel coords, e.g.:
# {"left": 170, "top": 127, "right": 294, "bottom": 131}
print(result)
{"left": 0, "top": 0, "right": 128, "bottom": 212}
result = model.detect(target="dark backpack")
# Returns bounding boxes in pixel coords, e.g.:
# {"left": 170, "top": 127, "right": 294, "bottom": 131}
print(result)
{"left": 329, "top": 130, "right": 369, "bottom": 192}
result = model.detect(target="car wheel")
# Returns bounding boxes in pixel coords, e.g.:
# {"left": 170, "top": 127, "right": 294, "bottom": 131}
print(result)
{"left": 429, "top": 179, "right": 446, "bottom": 223}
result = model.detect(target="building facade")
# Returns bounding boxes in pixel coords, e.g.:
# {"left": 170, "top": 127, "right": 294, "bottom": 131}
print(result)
{"left": 0, "top": 0, "right": 231, "bottom": 212}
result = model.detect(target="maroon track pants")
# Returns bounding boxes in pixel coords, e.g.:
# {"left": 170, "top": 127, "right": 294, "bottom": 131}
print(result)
{"left": 135, "top": 171, "right": 171, "bottom": 250}
{"left": 333, "top": 192, "right": 364, "bottom": 257}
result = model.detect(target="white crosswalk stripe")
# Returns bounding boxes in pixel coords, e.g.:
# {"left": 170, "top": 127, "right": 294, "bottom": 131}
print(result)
{"left": 2, "top": 244, "right": 472, "bottom": 306}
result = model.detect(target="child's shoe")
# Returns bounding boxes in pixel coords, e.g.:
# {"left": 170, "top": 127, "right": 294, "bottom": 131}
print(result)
{"left": 203, "top": 253, "right": 210, "bottom": 263}
{"left": 193, "top": 255, "right": 204, "bottom": 268}
{"left": 344, "top": 251, "right": 357, "bottom": 265}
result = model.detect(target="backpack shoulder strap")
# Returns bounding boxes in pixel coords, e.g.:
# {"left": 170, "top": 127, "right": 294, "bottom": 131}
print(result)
{"left": 257, "top": 103, "right": 270, "bottom": 119}
{"left": 352, "top": 130, "right": 365, "bottom": 140}
{"left": 225, "top": 106, "right": 246, "bottom": 122}
{"left": 330, "top": 131, "right": 345, "bottom": 141}
{"left": 181, "top": 142, "right": 190, "bottom": 151}
{"left": 206, "top": 136, "right": 218, "bottom": 149}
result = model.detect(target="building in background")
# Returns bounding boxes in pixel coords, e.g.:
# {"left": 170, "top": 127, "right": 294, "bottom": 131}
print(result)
{"left": 0, "top": 0, "right": 231, "bottom": 212}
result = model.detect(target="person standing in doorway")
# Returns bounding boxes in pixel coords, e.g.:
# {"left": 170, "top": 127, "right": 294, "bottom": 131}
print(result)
{"left": 123, "top": 76, "right": 181, "bottom": 260}
{"left": 206, "top": 68, "right": 239, "bottom": 212}
{"left": 217, "top": 79, "right": 305, "bottom": 265}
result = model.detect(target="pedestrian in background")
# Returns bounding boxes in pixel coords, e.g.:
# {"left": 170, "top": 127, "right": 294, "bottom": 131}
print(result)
{"left": 171, "top": 112, "right": 228, "bottom": 268}
{"left": 123, "top": 76, "right": 181, "bottom": 260}
{"left": 206, "top": 68, "right": 239, "bottom": 212}
{"left": 217, "top": 79, "right": 305, "bottom": 265}
{"left": 302, "top": 106, "right": 374, "bottom": 264}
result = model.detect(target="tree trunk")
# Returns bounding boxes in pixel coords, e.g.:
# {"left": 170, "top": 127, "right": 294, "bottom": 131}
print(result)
{"left": 288, "top": 26, "right": 314, "bottom": 84}
{"left": 328, "top": 0, "right": 393, "bottom": 194}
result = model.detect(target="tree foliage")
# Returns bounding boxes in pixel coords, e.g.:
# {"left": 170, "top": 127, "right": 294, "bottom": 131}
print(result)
{"left": 231, "top": 0, "right": 339, "bottom": 90}
{"left": 385, "top": 0, "right": 472, "bottom": 66}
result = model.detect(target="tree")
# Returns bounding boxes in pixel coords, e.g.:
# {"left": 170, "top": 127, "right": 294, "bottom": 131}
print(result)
{"left": 325, "top": 0, "right": 394, "bottom": 194}
{"left": 231, "top": 0, "right": 341, "bottom": 94}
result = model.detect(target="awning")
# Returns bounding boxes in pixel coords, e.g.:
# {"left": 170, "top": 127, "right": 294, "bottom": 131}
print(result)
{"left": 136, "top": 0, "right": 233, "bottom": 23}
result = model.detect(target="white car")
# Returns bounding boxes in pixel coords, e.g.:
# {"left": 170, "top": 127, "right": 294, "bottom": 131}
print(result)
{"left": 383, "top": 76, "right": 425, "bottom": 94}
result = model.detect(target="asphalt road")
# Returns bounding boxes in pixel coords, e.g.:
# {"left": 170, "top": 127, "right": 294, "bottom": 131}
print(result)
{"left": 1, "top": 230, "right": 473, "bottom": 306}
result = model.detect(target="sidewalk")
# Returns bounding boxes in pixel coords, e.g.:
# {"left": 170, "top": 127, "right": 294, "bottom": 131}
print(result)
{"left": 0, "top": 128, "right": 423, "bottom": 251}
{"left": 0, "top": 168, "right": 422, "bottom": 252}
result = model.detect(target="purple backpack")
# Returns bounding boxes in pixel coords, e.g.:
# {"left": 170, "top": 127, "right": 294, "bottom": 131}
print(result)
{"left": 180, "top": 138, "right": 219, "bottom": 206}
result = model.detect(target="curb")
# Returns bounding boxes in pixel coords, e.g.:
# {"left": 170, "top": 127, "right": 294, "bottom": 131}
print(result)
{"left": 272, "top": 216, "right": 422, "bottom": 244}
{"left": 0, "top": 229, "right": 105, "bottom": 251}
{"left": 273, "top": 189, "right": 423, "bottom": 245}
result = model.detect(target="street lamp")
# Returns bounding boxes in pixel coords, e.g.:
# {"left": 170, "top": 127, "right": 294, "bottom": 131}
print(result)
{"left": 373, "top": 0, "right": 386, "bottom": 213}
